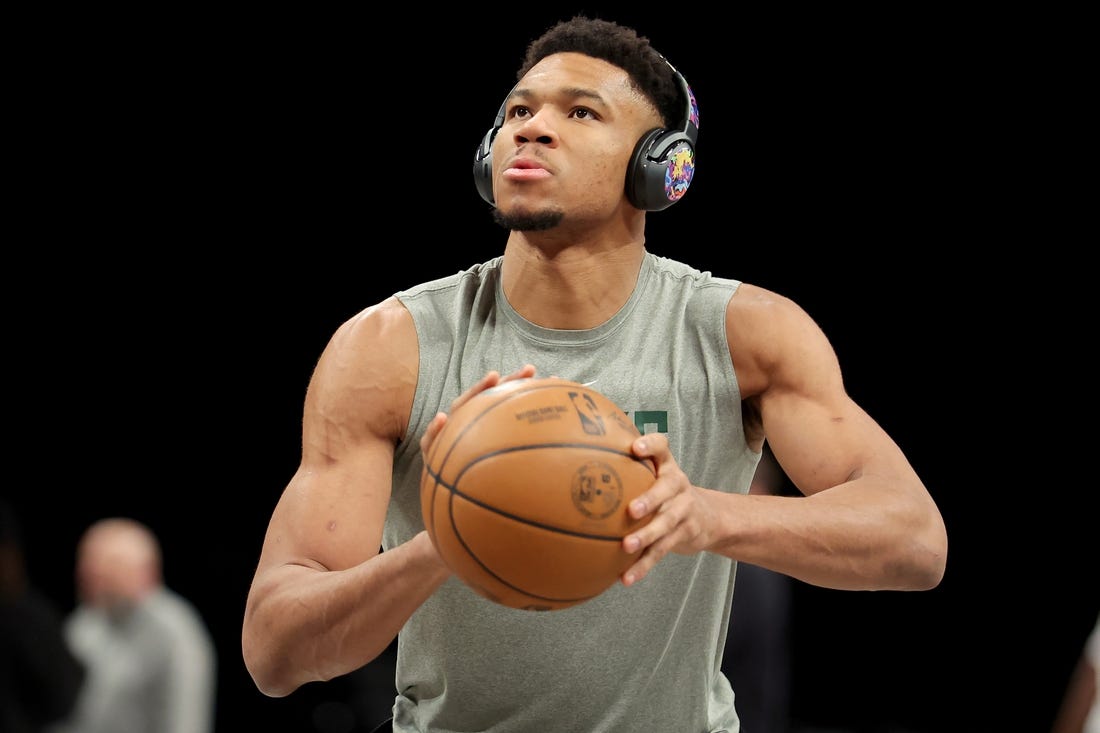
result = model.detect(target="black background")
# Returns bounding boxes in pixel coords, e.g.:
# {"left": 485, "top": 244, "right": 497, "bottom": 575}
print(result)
{"left": 9, "top": 6, "right": 1093, "bottom": 733}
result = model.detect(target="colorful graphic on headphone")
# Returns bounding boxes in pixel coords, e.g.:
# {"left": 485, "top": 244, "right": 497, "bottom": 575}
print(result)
{"left": 664, "top": 142, "right": 695, "bottom": 203}
{"left": 687, "top": 86, "right": 700, "bottom": 129}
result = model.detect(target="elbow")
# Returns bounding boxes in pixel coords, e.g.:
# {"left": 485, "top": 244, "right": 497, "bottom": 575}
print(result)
{"left": 881, "top": 541, "right": 945, "bottom": 591}
{"left": 911, "top": 552, "right": 947, "bottom": 591}
{"left": 244, "top": 660, "right": 293, "bottom": 699}
{"left": 923, "top": 538, "right": 949, "bottom": 591}
{"left": 242, "top": 623, "right": 300, "bottom": 699}
{"left": 907, "top": 516, "right": 949, "bottom": 591}
{"left": 243, "top": 651, "right": 299, "bottom": 699}
{"left": 875, "top": 508, "right": 947, "bottom": 591}
{"left": 254, "top": 679, "right": 298, "bottom": 700}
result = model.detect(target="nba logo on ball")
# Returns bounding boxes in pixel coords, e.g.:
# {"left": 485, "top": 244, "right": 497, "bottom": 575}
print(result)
{"left": 420, "top": 377, "right": 657, "bottom": 611}
{"left": 572, "top": 462, "right": 624, "bottom": 520}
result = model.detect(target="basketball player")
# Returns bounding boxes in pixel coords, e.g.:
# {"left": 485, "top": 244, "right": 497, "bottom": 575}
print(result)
{"left": 242, "top": 15, "right": 948, "bottom": 733}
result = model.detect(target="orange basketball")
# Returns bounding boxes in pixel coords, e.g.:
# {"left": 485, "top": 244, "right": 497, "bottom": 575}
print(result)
{"left": 420, "top": 376, "right": 657, "bottom": 611}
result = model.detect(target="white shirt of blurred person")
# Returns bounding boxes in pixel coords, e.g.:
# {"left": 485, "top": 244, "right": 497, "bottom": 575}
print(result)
{"left": 48, "top": 518, "right": 216, "bottom": 733}
{"left": 1087, "top": 615, "right": 1100, "bottom": 733}
{"left": 1076, "top": 614, "right": 1100, "bottom": 733}
{"left": 1052, "top": 611, "right": 1100, "bottom": 733}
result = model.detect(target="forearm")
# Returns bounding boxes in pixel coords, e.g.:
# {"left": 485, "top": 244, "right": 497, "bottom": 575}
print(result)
{"left": 243, "top": 531, "right": 449, "bottom": 697}
{"left": 708, "top": 480, "right": 947, "bottom": 591}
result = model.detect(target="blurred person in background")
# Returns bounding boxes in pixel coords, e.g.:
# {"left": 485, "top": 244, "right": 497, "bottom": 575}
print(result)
{"left": 48, "top": 517, "right": 217, "bottom": 733}
{"left": 0, "top": 499, "right": 85, "bottom": 733}
{"left": 1052, "top": 611, "right": 1100, "bottom": 733}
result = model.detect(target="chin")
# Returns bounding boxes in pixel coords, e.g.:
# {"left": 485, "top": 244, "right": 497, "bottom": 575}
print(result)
{"left": 491, "top": 206, "right": 565, "bottom": 232}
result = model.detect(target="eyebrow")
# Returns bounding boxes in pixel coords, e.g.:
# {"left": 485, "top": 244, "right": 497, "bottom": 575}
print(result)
{"left": 508, "top": 86, "right": 608, "bottom": 108}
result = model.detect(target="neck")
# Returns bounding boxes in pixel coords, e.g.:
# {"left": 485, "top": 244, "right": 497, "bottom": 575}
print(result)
{"left": 500, "top": 231, "right": 646, "bottom": 329}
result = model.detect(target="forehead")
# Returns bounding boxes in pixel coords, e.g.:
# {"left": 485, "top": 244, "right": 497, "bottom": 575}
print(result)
{"left": 518, "top": 52, "right": 654, "bottom": 115}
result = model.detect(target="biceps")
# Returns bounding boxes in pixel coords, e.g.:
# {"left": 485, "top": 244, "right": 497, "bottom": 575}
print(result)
{"left": 261, "top": 439, "right": 395, "bottom": 573}
{"left": 760, "top": 389, "right": 901, "bottom": 496}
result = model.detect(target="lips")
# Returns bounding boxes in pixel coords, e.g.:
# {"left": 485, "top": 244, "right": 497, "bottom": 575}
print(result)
{"left": 502, "top": 157, "right": 552, "bottom": 182}
{"left": 506, "top": 157, "right": 545, "bottom": 171}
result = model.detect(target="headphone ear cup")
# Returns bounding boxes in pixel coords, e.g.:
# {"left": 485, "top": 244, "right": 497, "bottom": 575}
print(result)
{"left": 626, "top": 128, "right": 697, "bottom": 211}
{"left": 473, "top": 127, "right": 498, "bottom": 206}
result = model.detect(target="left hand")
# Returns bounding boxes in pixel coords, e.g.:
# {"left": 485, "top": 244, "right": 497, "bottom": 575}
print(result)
{"left": 620, "top": 432, "right": 718, "bottom": 586}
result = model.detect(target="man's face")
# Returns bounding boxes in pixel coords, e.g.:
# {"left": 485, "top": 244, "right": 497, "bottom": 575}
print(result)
{"left": 75, "top": 531, "right": 149, "bottom": 611}
{"left": 490, "top": 52, "right": 661, "bottom": 230}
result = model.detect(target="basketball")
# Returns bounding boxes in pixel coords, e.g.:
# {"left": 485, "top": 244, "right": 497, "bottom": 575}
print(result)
{"left": 420, "top": 376, "right": 657, "bottom": 611}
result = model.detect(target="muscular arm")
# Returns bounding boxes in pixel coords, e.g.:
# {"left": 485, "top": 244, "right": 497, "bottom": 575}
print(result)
{"left": 241, "top": 297, "right": 450, "bottom": 698}
{"left": 624, "top": 284, "right": 947, "bottom": 591}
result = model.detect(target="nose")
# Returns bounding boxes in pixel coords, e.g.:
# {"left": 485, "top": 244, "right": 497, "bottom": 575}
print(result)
{"left": 512, "top": 107, "right": 558, "bottom": 147}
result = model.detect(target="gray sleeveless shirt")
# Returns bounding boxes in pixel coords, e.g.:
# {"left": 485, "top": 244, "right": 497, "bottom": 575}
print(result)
{"left": 387, "top": 252, "right": 759, "bottom": 733}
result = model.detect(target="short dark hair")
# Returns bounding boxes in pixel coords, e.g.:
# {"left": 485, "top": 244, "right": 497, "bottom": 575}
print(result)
{"left": 517, "top": 16, "right": 682, "bottom": 130}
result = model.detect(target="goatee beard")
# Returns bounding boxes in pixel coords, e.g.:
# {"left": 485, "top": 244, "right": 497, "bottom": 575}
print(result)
{"left": 491, "top": 208, "right": 564, "bottom": 232}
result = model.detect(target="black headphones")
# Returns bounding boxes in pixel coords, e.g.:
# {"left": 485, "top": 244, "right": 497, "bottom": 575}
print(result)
{"left": 472, "top": 56, "right": 699, "bottom": 212}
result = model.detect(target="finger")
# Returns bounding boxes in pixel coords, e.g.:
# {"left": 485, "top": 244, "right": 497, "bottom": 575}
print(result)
{"left": 420, "top": 411, "right": 448, "bottom": 453}
{"left": 621, "top": 488, "right": 677, "bottom": 570}
{"left": 450, "top": 371, "right": 502, "bottom": 413}
{"left": 631, "top": 432, "right": 668, "bottom": 461}
{"left": 501, "top": 363, "right": 537, "bottom": 383}
{"left": 627, "top": 435, "right": 671, "bottom": 520}
{"left": 451, "top": 365, "right": 536, "bottom": 414}
{"left": 622, "top": 499, "right": 672, "bottom": 557}
{"left": 621, "top": 541, "right": 669, "bottom": 586}
{"left": 627, "top": 475, "right": 668, "bottom": 522}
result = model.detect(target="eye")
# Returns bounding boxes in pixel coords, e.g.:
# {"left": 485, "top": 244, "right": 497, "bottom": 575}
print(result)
{"left": 512, "top": 105, "right": 532, "bottom": 120}
{"left": 571, "top": 107, "right": 597, "bottom": 120}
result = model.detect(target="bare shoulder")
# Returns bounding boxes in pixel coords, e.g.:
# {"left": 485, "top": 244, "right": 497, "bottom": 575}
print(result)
{"left": 726, "top": 282, "right": 842, "bottom": 400}
{"left": 327, "top": 296, "right": 416, "bottom": 355}
{"left": 305, "top": 296, "right": 419, "bottom": 443}
{"left": 252, "top": 297, "right": 418, "bottom": 577}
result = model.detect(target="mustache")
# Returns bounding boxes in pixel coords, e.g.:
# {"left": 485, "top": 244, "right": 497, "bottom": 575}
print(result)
{"left": 509, "top": 145, "right": 551, "bottom": 164}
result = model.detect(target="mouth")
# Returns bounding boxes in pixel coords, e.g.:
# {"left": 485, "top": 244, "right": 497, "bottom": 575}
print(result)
{"left": 507, "top": 157, "right": 545, "bottom": 171}
{"left": 502, "top": 157, "right": 551, "bottom": 182}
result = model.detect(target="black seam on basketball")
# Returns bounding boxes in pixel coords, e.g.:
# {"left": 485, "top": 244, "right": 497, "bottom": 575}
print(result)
{"left": 425, "top": 383, "right": 527, "bottom": 540}
{"left": 429, "top": 381, "right": 545, "bottom": 489}
{"left": 446, "top": 489, "right": 599, "bottom": 605}
{"left": 425, "top": 450, "right": 634, "bottom": 542}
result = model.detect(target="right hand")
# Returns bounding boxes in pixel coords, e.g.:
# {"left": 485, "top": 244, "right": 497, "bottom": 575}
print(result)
{"left": 419, "top": 364, "right": 538, "bottom": 458}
